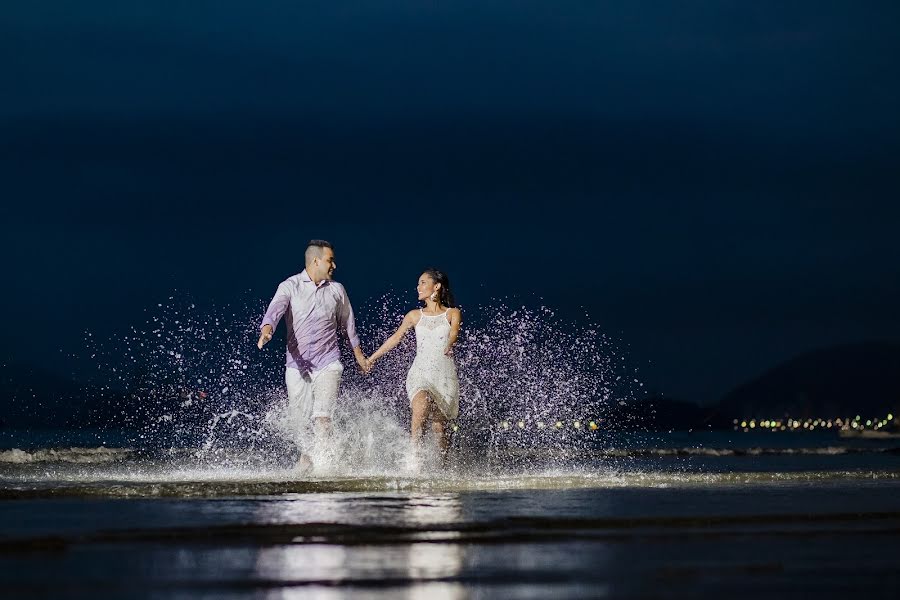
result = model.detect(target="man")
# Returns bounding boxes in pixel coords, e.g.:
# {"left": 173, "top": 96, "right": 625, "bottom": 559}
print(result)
{"left": 257, "top": 240, "right": 368, "bottom": 470}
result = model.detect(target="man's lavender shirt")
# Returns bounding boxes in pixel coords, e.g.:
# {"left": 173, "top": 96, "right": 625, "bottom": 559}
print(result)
{"left": 260, "top": 270, "right": 361, "bottom": 374}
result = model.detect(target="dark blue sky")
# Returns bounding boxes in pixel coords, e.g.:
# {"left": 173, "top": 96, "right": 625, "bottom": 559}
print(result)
{"left": 2, "top": 1, "right": 899, "bottom": 403}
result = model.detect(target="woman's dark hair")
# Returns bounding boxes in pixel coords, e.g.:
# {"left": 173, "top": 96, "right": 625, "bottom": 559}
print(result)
{"left": 422, "top": 268, "right": 456, "bottom": 308}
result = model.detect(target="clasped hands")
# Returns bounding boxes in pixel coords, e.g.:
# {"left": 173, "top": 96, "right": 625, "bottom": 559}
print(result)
{"left": 357, "top": 354, "right": 380, "bottom": 375}
{"left": 356, "top": 354, "right": 374, "bottom": 374}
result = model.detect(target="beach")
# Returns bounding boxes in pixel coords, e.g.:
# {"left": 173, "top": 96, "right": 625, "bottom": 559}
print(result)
{"left": 2, "top": 431, "right": 898, "bottom": 598}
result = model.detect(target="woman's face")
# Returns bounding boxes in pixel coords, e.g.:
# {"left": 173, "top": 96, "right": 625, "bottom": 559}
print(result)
{"left": 417, "top": 273, "right": 440, "bottom": 302}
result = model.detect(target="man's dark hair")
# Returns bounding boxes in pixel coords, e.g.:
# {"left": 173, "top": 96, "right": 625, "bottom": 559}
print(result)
{"left": 305, "top": 239, "right": 334, "bottom": 264}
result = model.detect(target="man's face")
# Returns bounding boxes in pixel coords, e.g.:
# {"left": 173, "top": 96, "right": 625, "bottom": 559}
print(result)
{"left": 314, "top": 248, "right": 336, "bottom": 280}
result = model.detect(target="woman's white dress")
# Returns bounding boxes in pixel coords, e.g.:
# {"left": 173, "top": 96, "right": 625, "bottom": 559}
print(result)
{"left": 405, "top": 309, "right": 460, "bottom": 419}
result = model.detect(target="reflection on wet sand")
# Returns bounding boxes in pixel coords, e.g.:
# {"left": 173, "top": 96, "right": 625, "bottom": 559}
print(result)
{"left": 1, "top": 483, "right": 899, "bottom": 599}
{"left": 252, "top": 492, "right": 465, "bottom": 599}
{"left": 403, "top": 494, "right": 464, "bottom": 600}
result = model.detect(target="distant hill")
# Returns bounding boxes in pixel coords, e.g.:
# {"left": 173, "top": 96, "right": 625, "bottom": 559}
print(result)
{"left": 714, "top": 341, "right": 900, "bottom": 423}
{"left": 6, "top": 341, "right": 899, "bottom": 431}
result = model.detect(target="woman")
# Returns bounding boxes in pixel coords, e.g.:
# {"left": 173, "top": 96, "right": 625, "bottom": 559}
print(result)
{"left": 368, "top": 269, "right": 461, "bottom": 467}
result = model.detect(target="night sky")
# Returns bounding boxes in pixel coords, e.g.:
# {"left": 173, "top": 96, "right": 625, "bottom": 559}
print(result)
{"left": 2, "top": 1, "right": 899, "bottom": 404}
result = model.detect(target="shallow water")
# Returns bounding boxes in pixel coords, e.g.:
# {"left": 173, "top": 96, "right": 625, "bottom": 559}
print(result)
{"left": 2, "top": 430, "right": 899, "bottom": 598}
{"left": 6, "top": 295, "right": 896, "bottom": 596}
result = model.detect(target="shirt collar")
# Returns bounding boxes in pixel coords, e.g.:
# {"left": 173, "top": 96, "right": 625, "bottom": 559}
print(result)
{"left": 299, "top": 269, "right": 329, "bottom": 288}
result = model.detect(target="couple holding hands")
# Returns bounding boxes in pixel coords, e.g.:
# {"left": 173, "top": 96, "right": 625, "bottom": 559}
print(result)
{"left": 257, "top": 240, "right": 460, "bottom": 471}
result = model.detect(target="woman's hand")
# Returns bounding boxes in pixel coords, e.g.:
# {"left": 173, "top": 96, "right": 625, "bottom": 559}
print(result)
{"left": 444, "top": 345, "right": 454, "bottom": 357}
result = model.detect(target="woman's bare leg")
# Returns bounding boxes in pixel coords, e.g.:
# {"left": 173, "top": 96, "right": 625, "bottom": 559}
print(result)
{"left": 431, "top": 420, "right": 451, "bottom": 466}
{"left": 410, "top": 391, "right": 430, "bottom": 452}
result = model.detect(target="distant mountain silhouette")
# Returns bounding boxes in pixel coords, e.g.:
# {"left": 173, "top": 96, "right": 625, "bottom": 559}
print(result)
{"left": 714, "top": 341, "right": 900, "bottom": 422}
{"left": 5, "top": 342, "right": 899, "bottom": 431}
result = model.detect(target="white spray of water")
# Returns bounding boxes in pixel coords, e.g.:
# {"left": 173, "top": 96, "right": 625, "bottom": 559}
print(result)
{"left": 79, "top": 291, "right": 646, "bottom": 477}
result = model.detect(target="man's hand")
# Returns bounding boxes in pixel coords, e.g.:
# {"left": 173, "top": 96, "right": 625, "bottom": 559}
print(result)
{"left": 353, "top": 346, "right": 371, "bottom": 374}
{"left": 257, "top": 325, "right": 273, "bottom": 349}
{"left": 355, "top": 353, "right": 371, "bottom": 374}
{"left": 356, "top": 355, "right": 371, "bottom": 374}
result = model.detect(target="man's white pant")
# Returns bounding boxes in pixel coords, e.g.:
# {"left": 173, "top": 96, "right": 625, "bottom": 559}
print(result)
{"left": 285, "top": 362, "right": 343, "bottom": 456}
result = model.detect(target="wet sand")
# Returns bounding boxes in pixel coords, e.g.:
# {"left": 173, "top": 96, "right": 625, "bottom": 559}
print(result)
{"left": 2, "top": 467, "right": 899, "bottom": 599}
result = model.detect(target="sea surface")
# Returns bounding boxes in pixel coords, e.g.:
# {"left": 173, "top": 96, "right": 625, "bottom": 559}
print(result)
{"left": 1, "top": 429, "right": 899, "bottom": 599}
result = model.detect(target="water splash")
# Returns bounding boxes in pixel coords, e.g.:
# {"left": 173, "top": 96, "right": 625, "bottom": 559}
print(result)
{"left": 79, "top": 290, "right": 646, "bottom": 474}
{"left": 351, "top": 292, "right": 647, "bottom": 456}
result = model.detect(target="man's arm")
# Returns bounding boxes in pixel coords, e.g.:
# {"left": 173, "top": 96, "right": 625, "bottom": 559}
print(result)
{"left": 258, "top": 282, "right": 290, "bottom": 349}
{"left": 337, "top": 286, "right": 367, "bottom": 371}
{"left": 352, "top": 345, "right": 368, "bottom": 373}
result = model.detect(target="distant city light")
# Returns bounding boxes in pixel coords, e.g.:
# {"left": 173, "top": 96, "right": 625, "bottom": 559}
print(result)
{"left": 731, "top": 412, "right": 896, "bottom": 434}
{"left": 488, "top": 411, "right": 896, "bottom": 435}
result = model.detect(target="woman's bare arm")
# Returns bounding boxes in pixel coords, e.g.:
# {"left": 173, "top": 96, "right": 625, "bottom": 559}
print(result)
{"left": 370, "top": 310, "right": 419, "bottom": 363}
{"left": 444, "top": 308, "right": 462, "bottom": 355}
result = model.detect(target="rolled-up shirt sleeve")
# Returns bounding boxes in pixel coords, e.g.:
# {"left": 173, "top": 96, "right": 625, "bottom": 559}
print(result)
{"left": 338, "top": 287, "right": 361, "bottom": 349}
{"left": 261, "top": 282, "right": 290, "bottom": 332}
